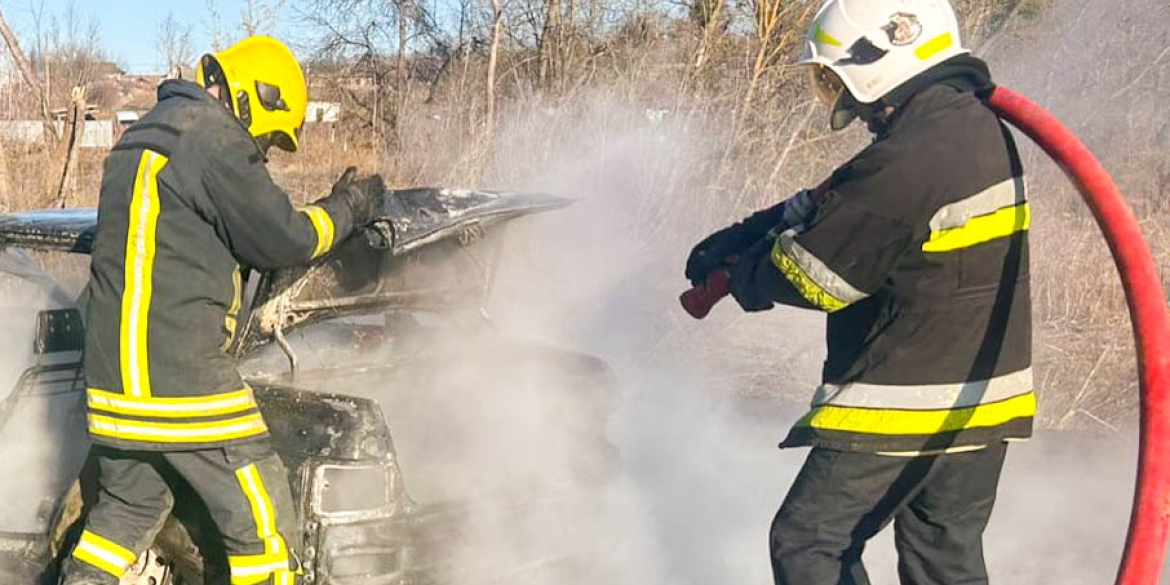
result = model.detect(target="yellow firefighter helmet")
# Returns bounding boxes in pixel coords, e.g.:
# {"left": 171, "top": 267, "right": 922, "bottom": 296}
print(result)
{"left": 196, "top": 36, "right": 308, "bottom": 152}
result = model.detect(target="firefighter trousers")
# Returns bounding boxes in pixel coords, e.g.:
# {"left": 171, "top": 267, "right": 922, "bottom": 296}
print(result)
{"left": 770, "top": 443, "right": 1008, "bottom": 585}
{"left": 59, "top": 440, "right": 300, "bottom": 585}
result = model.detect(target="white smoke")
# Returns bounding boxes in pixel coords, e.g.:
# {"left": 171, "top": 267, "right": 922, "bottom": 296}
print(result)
{"left": 386, "top": 0, "right": 1170, "bottom": 581}
{"left": 0, "top": 249, "right": 88, "bottom": 537}
{"left": 0, "top": 0, "right": 1159, "bottom": 582}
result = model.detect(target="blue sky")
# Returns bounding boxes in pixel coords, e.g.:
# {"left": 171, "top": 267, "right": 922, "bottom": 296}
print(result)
{"left": 0, "top": 0, "right": 300, "bottom": 74}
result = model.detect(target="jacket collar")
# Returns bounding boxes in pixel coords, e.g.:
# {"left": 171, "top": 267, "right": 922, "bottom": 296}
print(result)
{"left": 157, "top": 79, "right": 267, "bottom": 160}
{"left": 867, "top": 55, "right": 995, "bottom": 136}
{"left": 884, "top": 55, "right": 994, "bottom": 111}
{"left": 157, "top": 79, "right": 219, "bottom": 105}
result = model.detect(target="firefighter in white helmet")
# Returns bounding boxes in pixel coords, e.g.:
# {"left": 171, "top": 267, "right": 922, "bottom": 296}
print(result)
{"left": 685, "top": 0, "right": 1033, "bottom": 582}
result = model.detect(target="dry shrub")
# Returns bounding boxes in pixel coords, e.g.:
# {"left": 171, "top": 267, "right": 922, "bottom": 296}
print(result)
{"left": 1, "top": 0, "right": 1165, "bottom": 432}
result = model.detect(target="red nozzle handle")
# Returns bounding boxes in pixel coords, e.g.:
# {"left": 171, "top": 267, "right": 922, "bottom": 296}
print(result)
{"left": 680, "top": 269, "right": 732, "bottom": 320}
{"left": 680, "top": 182, "right": 832, "bottom": 321}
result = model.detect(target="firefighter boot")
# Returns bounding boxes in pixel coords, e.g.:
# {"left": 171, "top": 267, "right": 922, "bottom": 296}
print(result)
{"left": 58, "top": 558, "right": 120, "bottom": 585}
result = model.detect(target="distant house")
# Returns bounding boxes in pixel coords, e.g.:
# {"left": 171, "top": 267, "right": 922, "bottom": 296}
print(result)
{"left": 115, "top": 111, "right": 140, "bottom": 126}
{"left": 50, "top": 105, "right": 99, "bottom": 122}
{"left": 0, "top": 121, "right": 43, "bottom": 144}
{"left": 0, "top": 56, "right": 17, "bottom": 87}
{"left": 306, "top": 101, "right": 341, "bottom": 123}
{"left": 72, "top": 121, "right": 115, "bottom": 148}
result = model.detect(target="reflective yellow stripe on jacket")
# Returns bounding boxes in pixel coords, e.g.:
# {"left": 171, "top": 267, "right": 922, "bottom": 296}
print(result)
{"left": 88, "top": 412, "right": 268, "bottom": 444}
{"left": 88, "top": 387, "right": 258, "bottom": 417}
{"left": 770, "top": 229, "right": 869, "bottom": 313}
{"left": 222, "top": 264, "right": 243, "bottom": 352}
{"left": 301, "top": 205, "right": 336, "bottom": 259}
{"left": 85, "top": 387, "right": 268, "bottom": 445}
{"left": 923, "top": 176, "right": 1029, "bottom": 253}
{"left": 120, "top": 150, "right": 169, "bottom": 398}
{"left": 795, "top": 369, "right": 1036, "bottom": 436}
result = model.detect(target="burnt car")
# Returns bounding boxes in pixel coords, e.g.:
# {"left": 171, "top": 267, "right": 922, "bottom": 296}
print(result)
{"left": 0, "top": 187, "right": 619, "bottom": 584}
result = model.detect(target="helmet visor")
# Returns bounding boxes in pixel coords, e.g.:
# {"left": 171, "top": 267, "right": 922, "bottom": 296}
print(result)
{"left": 808, "top": 65, "right": 845, "bottom": 107}
{"left": 807, "top": 65, "right": 860, "bottom": 131}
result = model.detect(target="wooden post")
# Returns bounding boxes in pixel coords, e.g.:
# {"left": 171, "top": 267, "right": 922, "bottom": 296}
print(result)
{"left": 55, "top": 86, "right": 86, "bottom": 209}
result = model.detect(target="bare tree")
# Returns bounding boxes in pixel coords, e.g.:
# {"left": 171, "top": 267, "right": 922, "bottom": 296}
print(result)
{"left": 156, "top": 11, "right": 194, "bottom": 74}
{"left": 690, "top": 0, "right": 727, "bottom": 73}
{"left": 240, "top": 0, "right": 288, "bottom": 36}
{"left": 300, "top": 0, "right": 443, "bottom": 143}
{"left": 739, "top": 0, "right": 814, "bottom": 119}
{"left": 205, "top": 0, "right": 228, "bottom": 51}
{"left": 536, "top": 0, "right": 560, "bottom": 90}
{"left": 203, "top": 0, "right": 285, "bottom": 50}
{"left": 484, "top": 0, "right": 505, "bottom": 140}
{"left": 31, "top": 2, "right": 109, "bottom": 110}
{"left": 0, "top": 5, "right": 54, "bottom": 138}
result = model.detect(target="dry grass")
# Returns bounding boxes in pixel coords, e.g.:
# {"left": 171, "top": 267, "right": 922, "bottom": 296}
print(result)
{"left": 1, "top": 0, "right": 1166, "bottom": 432}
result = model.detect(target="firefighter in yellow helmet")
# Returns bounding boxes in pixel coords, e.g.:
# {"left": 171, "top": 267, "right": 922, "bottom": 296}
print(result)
{"left": 59, "top": 36, "right": 380, "bottom": 584}
{"left": 196, "top": 35, "right": 310, "bottom": 153}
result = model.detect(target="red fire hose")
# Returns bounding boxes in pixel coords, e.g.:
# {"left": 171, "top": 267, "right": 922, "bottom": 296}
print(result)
{"left": 990, "top": 87, "right": 1170, "bottom": 585}
{"left": 680, "top": 86, "right": 1170, "bottom": 585}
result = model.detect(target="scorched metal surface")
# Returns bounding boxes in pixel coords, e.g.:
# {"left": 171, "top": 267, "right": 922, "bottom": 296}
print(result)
{"left": 0, "top": 184, "right": 617, "bottom": 585}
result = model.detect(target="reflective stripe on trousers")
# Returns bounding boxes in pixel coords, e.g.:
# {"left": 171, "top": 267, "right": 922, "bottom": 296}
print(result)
{"left": 61, "top": 445, "right": 299, "bottom": 585}
{"left": 71, "top": 529, "right": 139, "bottom": 579}
{"left": 231, "top": 463, "right": 296, "bottom": 585}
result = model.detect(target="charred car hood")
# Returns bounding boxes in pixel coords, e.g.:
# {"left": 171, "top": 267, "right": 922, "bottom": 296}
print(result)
{"left": 0, "top": 209, "right": 98, "bottom": 254}
{"left": 0, "top": 188, "right": 572, "bottom": 355}
{"left": 373, "top": 188, "right": 571, "bottom": 255}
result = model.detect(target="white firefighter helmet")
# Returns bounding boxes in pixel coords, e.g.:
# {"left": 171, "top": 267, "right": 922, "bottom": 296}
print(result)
{"left": 801, "top": 0, "right": 968, "bottom": 128}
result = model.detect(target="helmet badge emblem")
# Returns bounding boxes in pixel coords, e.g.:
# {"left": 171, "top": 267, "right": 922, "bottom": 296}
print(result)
{"left": 883, "top": 12, "right": 923, "bottom": 46}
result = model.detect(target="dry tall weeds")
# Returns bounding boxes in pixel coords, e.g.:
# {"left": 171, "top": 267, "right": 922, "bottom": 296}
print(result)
{"left": 1, "top": 0, "right": 1166, "bottom": 431}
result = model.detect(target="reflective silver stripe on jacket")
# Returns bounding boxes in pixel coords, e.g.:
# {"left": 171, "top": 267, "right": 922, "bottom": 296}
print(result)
{"left": 928, "top": 176, "right": 1027, "bottom": 232}
{"left": 777, "top": 229, "right": 869, "bottom": 305}
{"left": 812, "top": 368, "right": 1033, "bottom": 410}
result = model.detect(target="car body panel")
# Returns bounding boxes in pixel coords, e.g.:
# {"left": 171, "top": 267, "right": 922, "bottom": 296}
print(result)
{"left": 0, "top": 186, "right": 573, "bottom": 358}
{"left": 0, "top": 209, "right": 98, "bottom": 254}
{"left": 0, "top": 186, "right": 616, "bottom": 585}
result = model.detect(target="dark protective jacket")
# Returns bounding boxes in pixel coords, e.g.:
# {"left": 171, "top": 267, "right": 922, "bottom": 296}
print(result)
{"left": 733, "top": 80, "right": 1033, "bottom": 455}
{"left": 83, "top": 80, "right": 356, "bottom": 450}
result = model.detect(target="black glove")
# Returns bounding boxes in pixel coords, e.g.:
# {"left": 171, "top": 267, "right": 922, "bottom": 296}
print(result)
{"left": 330, "top": 166, "right": 359, "bottom": 198}
{"left": 728, "top": 237, "right": 776, "bottom": 312}
{"left": 685, "top": 194, "right": 814, "bottom": 286}
{"left": 685, "top": 227, "right": 749, "bottom": 287}
{"left": 322, "top": 167, "right": 383, "bottom": 227}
